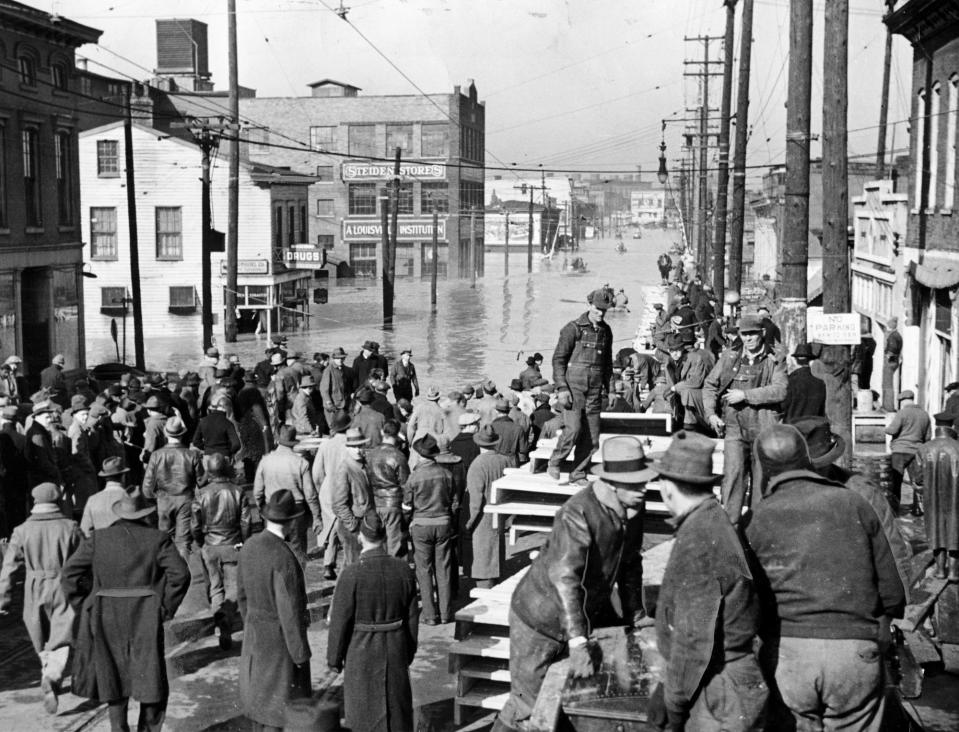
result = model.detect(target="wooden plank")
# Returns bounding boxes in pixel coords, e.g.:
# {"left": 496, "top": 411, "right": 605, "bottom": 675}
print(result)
{"left": 601, "top": 412, "right": 672, "bottom": 436}
{"left": 456, "top": 680, "right": 512, "bottom": 710}
{"left": 527, "top": 658, "right": 570, "bottom": 732}
{"left": 458, "top": 658, "right": 511, "bottom": 683}
{"left": 896, "top": 577, "right": 948, "bottom": 632}
{"left": 902, "top": 629, "right": 941, "bottom": 666}
{"left": 449, "top": 635, "right": 511, "bottom": 660}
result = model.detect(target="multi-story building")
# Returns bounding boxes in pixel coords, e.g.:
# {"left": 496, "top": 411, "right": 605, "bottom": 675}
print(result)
{"left": 0, "top": 1, "right": 102, "bottom": 385}
{"left": 888, "top": 0, "right": 959, "bottom": 412}
{"left": 80, "top": 121, "right": 315, "bottom": 367}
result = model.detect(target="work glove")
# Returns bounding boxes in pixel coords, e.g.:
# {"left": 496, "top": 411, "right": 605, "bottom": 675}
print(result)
{"left": 568, "top": 639, "right": 601, "bottom": 679}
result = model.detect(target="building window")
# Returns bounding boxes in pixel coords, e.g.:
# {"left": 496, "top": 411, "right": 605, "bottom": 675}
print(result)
{"left": 246, "top": 128, "right": 269, "bottom": 157}
{"left": 288, "top": 205, "right": 296, "bottom": 246}
{"left": 18, "top": 54, "right": 36, "bottom": 86}
{"left": 51, "top": 63, "right": 68, "bottom": 91}
{"left": 97, "top": 140, "right": 120, "bottom": 177}
{"left": 79, "top": 75, "right": 92, "bottom": 97}
{"left": 0, "top": 124, "right": 7, "bottom": 229}
{"left": 948, "top": 76, "right": 958, "bottom": 210}
{"left": 348, "top": 184, "right": 377, "bottom": 215}
{"left": 309, "top": 126, "right": 335, "bottom": 151}
{"left": 385, "top": 124, "right": 413, "bottom": 156}
{"left": 348, "top": 125, "right": 375, "bottom": 157}
{"left": 916, "top": 89, "right": 926, "bottom": 210}
{"left": 459, "top": 180, "right": 484, "bottom": 211}
{"left": 169, "top": 286, "right": 196, "bottom": 313}
{"left": 100, "top": 286, "right": 127, "bottom": 315}
{"left": 421, "top": 124, "right": 449, "bottom": 157}
{"left": 317, "top": 234, "right": 334, "bottom": 249}
{"left": 55, "top": 131, "right": 74, "bottom": 226}
{"left": 421, "top": 182, "right": 449, "bottom": 213}
{"left": 396, "top": 182, "right": 414, "bottom": 214}
{"left": 90, "top": 207, "right": 118, "bottom": 260}
{"left": 460, "top": 126, "right": 483, "bottom": 163}
{"left": 155, "top": 207, "right": 183, "bottom": 260}
{"left": 930, "top": 83, "right": 941, "bottom": 210}
{"left": 395, "top": 244, "right": 415, "bottom": 277}
{"left": 316, "top": 199, "right": 335, "bottom": 217}
{"left": 349, "top": 243, "right": 377, "bottom": 278}
{"left": 22, "top": 129, "right": 41, "bottom": 228}
{"left": 273, "top": 204, "right": 283, "bottom": 248}
{"left": 421, "top": 242, "right": 449, "bottom": 279}
{"left": 300, "top": 204, "right": 308, "bottom": 240}
{"left": 316, "top": 165, "right": 334, "bottom": 182}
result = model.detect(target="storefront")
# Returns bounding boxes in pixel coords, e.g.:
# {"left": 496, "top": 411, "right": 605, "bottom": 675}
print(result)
{"left": 342, "top": 217, "right": 449, "bottom": 279}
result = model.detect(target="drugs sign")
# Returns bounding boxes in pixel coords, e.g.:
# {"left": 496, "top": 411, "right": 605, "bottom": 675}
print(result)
{"left": 807, "top": 309, "right": 860, "bottom": 345}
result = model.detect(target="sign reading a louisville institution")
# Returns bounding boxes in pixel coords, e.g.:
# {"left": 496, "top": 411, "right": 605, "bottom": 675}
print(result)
{"left": 806, "top": 309, "right": 861, "bottom": 345}
{"left": 341, "top": 161, "right": 445, "bottom": 181}
{"left": 343, "top": 217, "right": 447, "bottom": 243}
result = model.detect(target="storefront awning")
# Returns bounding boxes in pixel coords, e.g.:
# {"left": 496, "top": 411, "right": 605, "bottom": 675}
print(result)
{"left": 910, "top": 259, "right": 959, "bottom": 289}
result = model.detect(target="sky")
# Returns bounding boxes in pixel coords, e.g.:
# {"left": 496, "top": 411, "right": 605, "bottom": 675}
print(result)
{"left": 40, "top": 0, "right": 912, "bottom": 185}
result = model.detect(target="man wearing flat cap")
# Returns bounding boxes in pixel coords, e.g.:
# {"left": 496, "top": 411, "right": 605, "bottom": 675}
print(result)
{"left": 647, "top": 432, "right": 767, "bottom": 731}
{"left": 547, "top": 288, "right": 614, "bottom": 487}
{"left": 62, "top": 493, "right": 190, "bottom": 731}
{"left": 328, "top": 510, "right": 419, "bottom": 732}
{"left": 702, "top": 312, "right": 788, "bottom": 524}
{"left": 885, "top": 390, "right": 930, "bottom": 513}
{"left": 493, "top": 435, "right": 649, "bottom": 732}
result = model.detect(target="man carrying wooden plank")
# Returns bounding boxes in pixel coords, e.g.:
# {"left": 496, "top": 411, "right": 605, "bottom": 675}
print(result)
{"left": 492, "top": 436, "right": 649, "bottom": 732}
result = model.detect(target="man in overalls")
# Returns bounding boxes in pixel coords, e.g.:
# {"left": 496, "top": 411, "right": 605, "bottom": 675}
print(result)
{"left": 548, "top": 288, "right": 615, "bottom": 486}
{"left": 702, "top": 313, "right": 787, "bottom": 524}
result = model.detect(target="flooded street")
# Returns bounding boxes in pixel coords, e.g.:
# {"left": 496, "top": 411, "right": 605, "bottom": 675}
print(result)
{"left": 91, "top": 229, "right": 679, "bottom": 392}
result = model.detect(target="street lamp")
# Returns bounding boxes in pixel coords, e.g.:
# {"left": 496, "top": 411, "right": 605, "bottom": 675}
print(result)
{"left": 657, "top": 122, "right": 669, "bottom": 185}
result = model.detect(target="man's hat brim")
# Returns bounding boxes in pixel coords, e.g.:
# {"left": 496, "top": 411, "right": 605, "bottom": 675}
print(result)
{"left": 591, "top": 465, "right": 658, "bottom": 484}
{"left": 98, "top": 465, "right": 130, "bottom": 477}
{"left": 261, "top": 503, "right": 305, "bottom": 522}
{"left": 649, "top": 455, "right": 722, "bottom": 484}
{"left": 112, "top": 498, "right": 156, "bottom": 520}
{"left": 809, "top": 434, "right": 846, "bottom": 470}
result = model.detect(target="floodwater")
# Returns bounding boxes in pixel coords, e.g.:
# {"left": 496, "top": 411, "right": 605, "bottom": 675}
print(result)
{"left": 104, "top": 229, "right": 678, "bottom": 393}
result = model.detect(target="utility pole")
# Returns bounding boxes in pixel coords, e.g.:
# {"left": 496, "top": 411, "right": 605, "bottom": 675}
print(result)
{"left": 191, "top": 123, "right": 220, "bottom": 353}
{"left": 224, "top": 0, "right": 239, "bottom": 342}
{"left": 876, "top": 0, "right": 897, "bottom": 178}
{"left": 379, "top": 188, "right": 390, "bottom": 315}
{"left": 470, "top": 208, "right": 477, "bottom": 289}
{"left": 822, "top": 0, "right": 852, "bottom": 468}
{"left": 527, "top": 185, "right": 534, "bottom": 273}
{"left": 729, "top": 0, "right": 754, "bottom": 296}
{"left": 504, "top": 210, "right": 510, "bottom": 276}
{"left": 384, "top": 147, "right": 400, "bottom": 325}
{"left": 431, "top": 199, "right": 438, "bottom": 312}
{"left": 780, "top": 0, "right": 814, "bottom": 354}
{"left": 684, "top": 35, "right": 723, "bottom": 278}
{"left": 713, "top": 0, "right": 737, "bottom": 305}
{"left": 679, "top": 161, "right": 689, "bottom": 246}
{"left": 123, "top": 85, "right": 144, "bottom": 370}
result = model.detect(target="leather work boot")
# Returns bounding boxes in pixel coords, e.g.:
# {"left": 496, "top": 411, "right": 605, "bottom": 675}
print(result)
{"left": 547, "top": 465, "right": 561, "bottom": 482}
{"left": 935, "top": 551, "right": 948, "bottom": 580}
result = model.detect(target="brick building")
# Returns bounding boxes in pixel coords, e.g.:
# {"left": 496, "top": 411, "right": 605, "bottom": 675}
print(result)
{"left": 0, "top": 1, "right": 102, "bottom": 385}
{"left": 888, "top": 0, "right": 959, "bottom": 412}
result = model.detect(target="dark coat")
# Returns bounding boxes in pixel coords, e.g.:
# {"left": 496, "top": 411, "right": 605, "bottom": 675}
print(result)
{"left": 914, "top": 428, "right": 959, "bottom": 552}
{"left": 61, "top": 519, "right": 190, "bottom": 703}
{"left": 327, "top": 545, "right": 419, "bottom": 732}
{"left": 25, "top": 422, "right": 61, "bottom": 488}
{"left": 782, "top": 366, "right": 827, "bottom": 422}
{"left": 191, "top": 411, "right": 240, "bottom": 457}
{"left": 490, "top": 415, "right": 528, "bottom": 467}
{"left": 237, "top": 530, "right": 312, "bottom": 727}
{"left": 466, "top": 451, "right": 511, "bottom": 580}
{"left": 353, "top": 352, "right": 389, "bottom": 387}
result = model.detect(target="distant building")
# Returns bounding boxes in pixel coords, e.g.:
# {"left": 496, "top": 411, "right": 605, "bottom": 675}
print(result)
{"left": 483, "top": 201, "right": 562, "bottom": 253}
{"left": 0, "top": 1, "right": 102, "bottom": 385}
{"left": 888, "top": 0, "right": 959, "bottom": 412}
{"left": 630, "top": 188, "right": 668, "bottom": 226}
{"left": 80, "top": 122, "right": 315, "bottom": 367}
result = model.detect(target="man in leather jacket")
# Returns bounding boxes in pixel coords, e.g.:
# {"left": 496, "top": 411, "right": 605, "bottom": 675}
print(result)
{"left": 365, "top": 419, "right": 410, "bottom": 556}
{"left": 547, "top": 288, "right": 615, "bottom": 486}
{"left": 142, "top": 416, "right": 204, "bottom": 561}
{"left": 191, "top": 452, "right": 251, "bottom": 650}
{"left": 493, "top": 436, "right": 650, "bottom": 732}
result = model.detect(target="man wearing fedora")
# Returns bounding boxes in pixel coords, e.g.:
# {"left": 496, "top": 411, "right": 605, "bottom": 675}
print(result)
{"left": 141, "top": 395, "right": 168, "bottom": 465}
{"left": 352, "top": 386, "right": 386, "bottom": 448}
{"left": 914, "top": 412, "right": 959, "bottom": 580}
{"left": 354, "top": 340, "right": 389, "bottom": 388}
{"left": 408, "top": 386, "right": 447, "bottom": 443}
{"left": 389, "top": 349, "right": 419, "bottom": 403}
{"left": 702, "top": 312, "right": 787, "bottom": 524}
{"left": 465, "top": 425, "right": 511, "bottom": 589}
{"left": 254, "top": 425, "right": 321, "bottom": 566}
{"left": 328, "top": 510, "right": 419, "bottom": 732}
{"left": 25, "top": 401, "right": 63, "bottom": 491}
{"left": 746, "top": 425, "right": 905, "bottom": 731}
{"left": 237, "top": 488, "right": 312, "bottom": 731}
{"left": 885, "top": 390, "right": 931, "bottom": 513}
{"left": 646, "top": 432, "right": 767, "bottom": 731}
{"left": 331, "top": 427, "right": 373, "bottom": 567}
{"left": 290, "top": 373, "right": 319, "bottom": 436}
{"left": 781, "top": 343, "right": 826, "bottom": 423}
{"left": 366, "top": 419, "right": 411, "bottom": 557}
{"left": 0, "top": 483, "right": 82, "bottom": 715}
{"left": 493, "top": 435, "right": 649, "bottom": 732}
{"left": 404, "top": 434, "right": 458, "bottom": 624}
{"left": 319, "top": 347, "right": 355, "bottom": 433}
{"left": 547, "top": 288, "right": 615, "bottom": 487}
{"left": 312, "top": 413, "right": 352, "bottom": 580}
{"left": 142, "top": 416, "right": 205, "bottom": 562}
{"left": 67, "top": 397, "right": 99, "bottom": 520}
{"left": 62, "top": 492, "right": 190, "bottom": 731}
{"left": 791, "top": 417, "right": 913, "bottom": 597}
{"left": 80, "top": 457, "right": 131, "bottom": 535}
{"left": 490, "top": 397, "right": 528, "bottom": 468}
{"left": 192, "top": 452, "right": 251, "bottom": 650}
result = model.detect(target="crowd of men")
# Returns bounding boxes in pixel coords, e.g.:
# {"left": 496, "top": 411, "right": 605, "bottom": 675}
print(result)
{"left": 0, "top": 272, "right": 950, "bottom": 731}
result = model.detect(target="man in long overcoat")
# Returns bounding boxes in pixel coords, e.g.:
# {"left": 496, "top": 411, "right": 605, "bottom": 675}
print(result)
{"left": 312, "top": 413, "right": 351, "bottom": 580}
{"left": 331, "top": 428, "right": 373, "bottom": 567}
{"left": 238, "top": 490, "right": 312, "bottom": 731}
{"left": 61, "top": 493, "right": 190, "bottom": 731}
{"left": 0, "top": 483, "right": 82, "bottom": 715}
{"left": 328, "top": 510, "right": 419, "bottom": 732}
{"left": 915, "top": 412, "right": 959, "bottom": 580}
{"left": 465, "top": 426, "right": 511, "bottom": 588}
